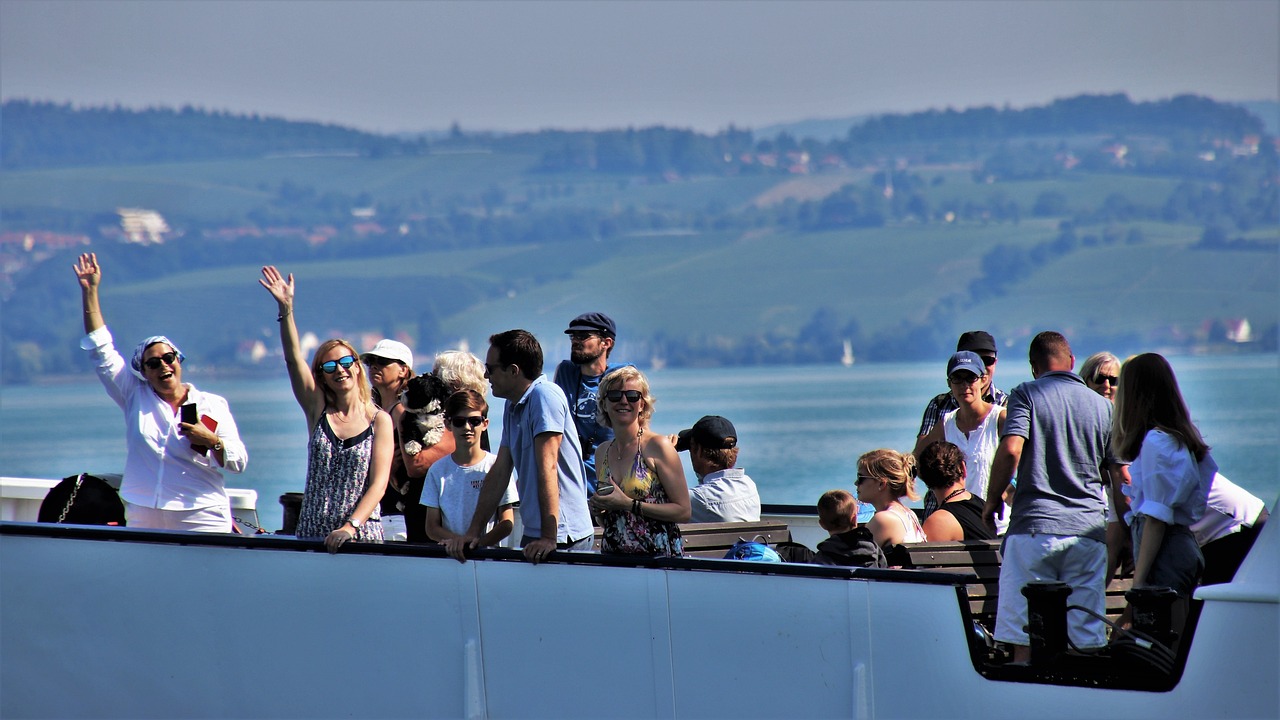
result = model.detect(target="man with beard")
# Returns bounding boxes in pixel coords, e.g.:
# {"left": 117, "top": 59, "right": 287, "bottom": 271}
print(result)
{"left": 553, "top": 312, "right": 629, "bottom": 494}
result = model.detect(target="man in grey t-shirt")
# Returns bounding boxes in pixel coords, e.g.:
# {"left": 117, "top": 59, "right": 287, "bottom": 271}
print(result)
{"left": 985, "top": 331, "right": 1113, "bottom": 663}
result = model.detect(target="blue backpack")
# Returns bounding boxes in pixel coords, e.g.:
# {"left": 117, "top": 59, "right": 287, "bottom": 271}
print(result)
{"left": 724, "top": 537, "right": 782, "bottom": 563}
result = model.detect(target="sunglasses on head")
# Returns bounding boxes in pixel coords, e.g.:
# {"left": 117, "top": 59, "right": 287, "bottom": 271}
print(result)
{"left": 605, "top": 389, "right": 643, "bottom": 403}
{"left": 1094, "top": 374, "right": 1119, "bottom": 386}
{"left": 143, "top": 351, "right": 180, "bottom": 370}
{"left": 448, "top": 416, "right": 486, "bottom": 429}
{"left": 320, "top": 355, "right": 358, "bottom": 374}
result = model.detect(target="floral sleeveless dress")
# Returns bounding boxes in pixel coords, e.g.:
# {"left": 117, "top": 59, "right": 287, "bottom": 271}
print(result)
{"left": 599, "top": 445, "right": 683, "bottom": 557}
{"left": 296, "top": 414, "right": 384, "bottom": 542}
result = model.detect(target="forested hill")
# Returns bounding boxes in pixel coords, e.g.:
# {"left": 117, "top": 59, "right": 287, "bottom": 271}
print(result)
{"left": 847, "top": 94, "right": 1266, "bottom": 143}
{"left": 0, "top": 100, "right": 426, "bottom": 169}
{"left": 2, "top": 94, "right": 1268, "bottom": 172}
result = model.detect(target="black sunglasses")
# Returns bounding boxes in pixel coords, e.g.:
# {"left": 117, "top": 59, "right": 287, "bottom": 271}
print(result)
{"left": 449, "top": 416, "right": 486, "bottom": 429}
{"left": 979, "top": 354, "right": 997, "bottom": 366}
{"left": 605, "top": 390, "right": 643, "bottom": 403}
{"left": 320, "top": 355, "right": 358, "bottom": 374}
{"left": 143, "top": 351, "right": 180, "bottom": 370}
{"left": 855, "top": 474, "right": 876, "bottom": 486}
{"left": 1094, "top": 374, "right": 1119, "bottom": 386}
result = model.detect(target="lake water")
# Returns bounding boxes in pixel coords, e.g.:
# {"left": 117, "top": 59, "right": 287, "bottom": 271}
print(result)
{"left": 3, "top": 355, "right": 1276, "bottom": 529}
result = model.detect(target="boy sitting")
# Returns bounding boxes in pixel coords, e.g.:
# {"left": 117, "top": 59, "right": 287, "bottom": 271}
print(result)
{"left": 814, "top": 490, "right": 886, "bottom": 568}
{"left": 426, "top": 390, "right": 518, "bottom": 552}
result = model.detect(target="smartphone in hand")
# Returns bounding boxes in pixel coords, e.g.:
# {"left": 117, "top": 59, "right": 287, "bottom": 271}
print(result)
{"left": 180, "top": 403, "right": 198, "bottom": 425}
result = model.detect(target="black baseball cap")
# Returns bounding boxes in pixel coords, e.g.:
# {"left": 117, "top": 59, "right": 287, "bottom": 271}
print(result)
{"left": 675, "top": 415, "right": 738, "bottom": 452}
{"left": 956, "top": 330, "right": 997, "bottom": 356}
{"left": 564, "top": 312, "right": 616, "bottom": 337}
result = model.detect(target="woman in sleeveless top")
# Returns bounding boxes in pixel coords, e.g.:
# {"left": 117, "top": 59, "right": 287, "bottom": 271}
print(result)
{"left": 260, "top": 266, "right": 393, "bottom": 552}
{"left": 857, "top": 449, "right": 925, "bottom": 566}
{"left": 589, "top": 367, "right": 689, "bottom": 556}
{"left": 915, "top": 351, "right": 1011, "bottom": 533}
{"left": 917, "top": 440, "right": 994, "bottom": 541}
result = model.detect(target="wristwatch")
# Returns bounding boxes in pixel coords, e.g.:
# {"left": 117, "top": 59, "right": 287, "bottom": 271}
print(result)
{"left": 212, "top": 441, "right": 223, "bottom": 453}
{"left": 347, "top": 515, "right": 363, "bottom": 530}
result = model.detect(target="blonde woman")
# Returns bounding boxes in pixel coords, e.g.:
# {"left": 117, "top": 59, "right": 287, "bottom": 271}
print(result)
{"left": 589, "top": 367, "right": 690, "bottom": 556}
{"left": 259, "top": 266, "right": 392, "bottom": 552}
{"left": 856, "top": 449, "right": 924, "bottom": 565}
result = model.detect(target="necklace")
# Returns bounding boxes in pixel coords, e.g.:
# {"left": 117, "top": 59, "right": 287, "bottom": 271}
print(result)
{"left": 941, "top": 487, "right": 967, "bottom": 504}
{"left": 608, "top": 426, "right": 644, "bottom": 491}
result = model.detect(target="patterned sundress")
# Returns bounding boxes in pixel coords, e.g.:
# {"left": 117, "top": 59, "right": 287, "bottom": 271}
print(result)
{"left": 295, "top": 413, "right": 384, "bottom": 542}
{"left": 599, "top": 443, "right": 683, "bottom": 557}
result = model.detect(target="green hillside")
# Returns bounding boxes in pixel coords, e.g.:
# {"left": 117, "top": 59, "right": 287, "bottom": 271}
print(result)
{"left": 2, "top": 95, "right": 1276, "bottom": 382}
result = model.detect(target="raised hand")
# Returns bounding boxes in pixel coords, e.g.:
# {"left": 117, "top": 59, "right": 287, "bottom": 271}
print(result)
{"left": 73, "top": 253, "right": 101, "bottom": 290}
{"left": 258, "top": 265, "right": 295, "bottom": 308}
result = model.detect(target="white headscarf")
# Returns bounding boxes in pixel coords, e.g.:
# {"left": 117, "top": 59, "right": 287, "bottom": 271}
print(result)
{"left": 129, "top": 335, "right": 185, "bottom": 380}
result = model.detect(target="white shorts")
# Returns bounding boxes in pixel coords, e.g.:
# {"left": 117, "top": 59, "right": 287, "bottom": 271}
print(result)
{"left": 995, "top": 533, "right": 1107, "bottom": 649}
{"left": 125, "top": 501, "right": 233, "bottom": 533}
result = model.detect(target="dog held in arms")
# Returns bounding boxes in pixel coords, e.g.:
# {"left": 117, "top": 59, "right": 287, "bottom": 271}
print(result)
{"left": 399, "top": 374, "right": 450, "bottom": 456}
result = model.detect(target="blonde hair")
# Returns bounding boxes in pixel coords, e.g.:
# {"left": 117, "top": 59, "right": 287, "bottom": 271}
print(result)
{"left": 1079, "top": 351, "right": 1120, "bottom": 386}
{"left": 596, "top": 366, "right": 655, "bottom": 428}
{"left": 1112, "top": 353, "right": 1209, "bottom": 462}
{"left": 311, "top": 338, "right": 377, "bottom": 421}
{"left": 857, "top": 449, "right": 919, "bottom": 502}
{"left": 433, "top": 350, "right": 487, "bottom": 395}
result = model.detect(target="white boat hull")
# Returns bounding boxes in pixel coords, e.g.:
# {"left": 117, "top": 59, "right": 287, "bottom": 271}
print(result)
{"left": 2, "top": 518, "right": 1276, "bottom": 719}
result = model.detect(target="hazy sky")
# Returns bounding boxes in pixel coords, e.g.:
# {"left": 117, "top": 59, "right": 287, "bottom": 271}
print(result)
{"left": 2, "top": 0, "right": 1277, "bottom": 135}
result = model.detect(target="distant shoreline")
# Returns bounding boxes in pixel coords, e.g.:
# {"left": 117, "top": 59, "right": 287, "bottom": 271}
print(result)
{"left": 7, "top": 344, "right": 1276, "bottom": 389}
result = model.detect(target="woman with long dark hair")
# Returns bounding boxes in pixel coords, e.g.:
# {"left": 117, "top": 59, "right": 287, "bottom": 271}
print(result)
{"left": 1111, "top": 353, "right": 1216, "bottom": 596}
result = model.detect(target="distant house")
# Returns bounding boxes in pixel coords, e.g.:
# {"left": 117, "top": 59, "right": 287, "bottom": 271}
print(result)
{"left": 117, "top": 208, "right": 171, "bottom": 245}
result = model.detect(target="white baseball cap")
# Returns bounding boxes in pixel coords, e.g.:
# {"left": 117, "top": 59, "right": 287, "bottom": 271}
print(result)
{"left": 361, "top": 339, "right": 414, "bottom": 368}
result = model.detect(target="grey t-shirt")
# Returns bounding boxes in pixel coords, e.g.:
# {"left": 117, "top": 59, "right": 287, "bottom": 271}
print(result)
{"left": 1002, "top": 371, "right": 1112, "bottom": 542}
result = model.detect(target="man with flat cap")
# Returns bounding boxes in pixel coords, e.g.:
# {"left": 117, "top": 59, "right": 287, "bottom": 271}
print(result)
{"left": 675, "top": 415, "right": 761, "bottom": 523}
{"left": 553, "top": 312, "right": 630, "bottom": 494}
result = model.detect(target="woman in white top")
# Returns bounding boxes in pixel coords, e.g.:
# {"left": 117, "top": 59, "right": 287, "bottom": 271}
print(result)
{"left": 1112, "top": 353, "right": 1215, "bottom": 597}
{"left": 914, "top": 351, "right": 1010, "bottom": 533}
{"left": 856, "top": 449, "right": 925, "bottom": 565}
{"left": 74, "top": 253, "right": 247, "bottom": 532}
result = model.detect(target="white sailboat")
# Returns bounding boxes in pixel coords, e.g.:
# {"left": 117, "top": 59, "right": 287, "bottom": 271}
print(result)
{"left": 841, "top": 338, "right": 855, "bottom": 367}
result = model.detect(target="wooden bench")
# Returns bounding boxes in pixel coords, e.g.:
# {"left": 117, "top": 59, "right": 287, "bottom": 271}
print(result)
{"left": 905, "top": 540, "right": 1133, "bottom": 629}
{"left": 592, "top": 520, "right": 791, "bottom": 558}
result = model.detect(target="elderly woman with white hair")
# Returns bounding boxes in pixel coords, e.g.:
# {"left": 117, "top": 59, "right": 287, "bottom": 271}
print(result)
{"left": 74, "top": 253, "right": 247, "bottom": 532}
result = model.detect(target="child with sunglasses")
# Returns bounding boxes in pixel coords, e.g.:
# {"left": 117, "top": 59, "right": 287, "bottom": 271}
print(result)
{"left": 259, "top": 266, "right": 393, "bottom": 553}
{"left": 75, "top": 253, "right": 248, "bottom": 533}
{"left": 428, "top": 390, "right": 518, "bottom": 552}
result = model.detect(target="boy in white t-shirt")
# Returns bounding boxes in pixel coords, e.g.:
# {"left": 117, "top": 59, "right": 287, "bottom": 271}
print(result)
{"left": 424, "top": 389, "right": 518, "bottom": 549}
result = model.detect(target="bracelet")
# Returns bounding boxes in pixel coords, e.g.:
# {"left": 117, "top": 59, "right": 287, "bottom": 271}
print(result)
{"left": 276, "top": 309, "right": 291, "bottom": 322}
{"left": 632, "top": 499, "right": 642, "bottom": 515}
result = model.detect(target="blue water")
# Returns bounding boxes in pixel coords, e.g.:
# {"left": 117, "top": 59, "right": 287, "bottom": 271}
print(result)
{"left": 3, "top": 356, "right": 1276, "bottom": 528}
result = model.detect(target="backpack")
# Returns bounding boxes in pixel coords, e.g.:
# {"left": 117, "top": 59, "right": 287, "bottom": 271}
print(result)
{"left": 724, "top": 536, "right": 782, "bottom": 563}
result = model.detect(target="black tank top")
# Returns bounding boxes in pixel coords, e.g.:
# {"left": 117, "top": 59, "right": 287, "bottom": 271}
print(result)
{"left": 942, "top": 496, "right": 994, "bottom": 541}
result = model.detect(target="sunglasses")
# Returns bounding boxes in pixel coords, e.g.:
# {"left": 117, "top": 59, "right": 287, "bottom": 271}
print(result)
{"left": 605, "top": 389, "right": 643, "bottom": 403}
{"left": 568, "top": 332, "right": 599, "bottom": 341}
{"left": 143, "top": 351, "right": 180, "bottom": 370}
{"left": 1094, "top": 375, "right": 1119, "bottom": 386}
{"left": 320, "top": 355, "right": 358, "bottom": 374}
{"left": 948, "top": 374, "right": 982, "bottom": 386}
{"left": 855, "top": 474, "right": 876, "bottom": 486}
{"left": 448, "top": 416, "right": 486, "bottom": 429}
{"left": 979, "top": 355, "right": 997, "bottom": 366}
{"left": 363, "top": 356, "right": 398, "bottom": 368}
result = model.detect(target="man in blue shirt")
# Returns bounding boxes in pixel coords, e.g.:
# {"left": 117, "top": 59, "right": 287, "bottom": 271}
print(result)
{"left": 985, "top": 331, "right": 1113, "bottom": 663}
{"left": 447, "top": 329, "right": 594, "bottom": 564}
{"left": 553, "top": 312, "right": 629, "bottom": 494}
